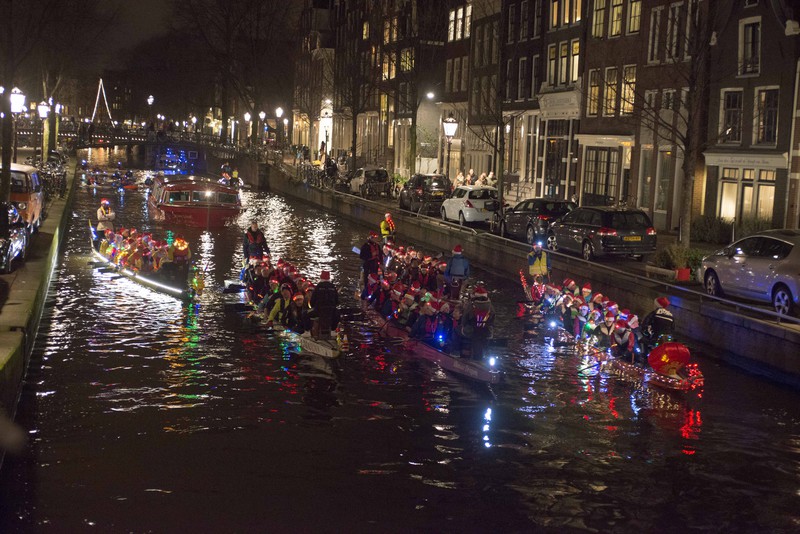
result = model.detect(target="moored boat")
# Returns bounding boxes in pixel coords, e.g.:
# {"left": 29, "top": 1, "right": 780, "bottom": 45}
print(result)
{"left": 147, "top": 174, "right": 241, "bottom": 227}
{"left": 275, "top": 326, "right": 347, "bottom": 359}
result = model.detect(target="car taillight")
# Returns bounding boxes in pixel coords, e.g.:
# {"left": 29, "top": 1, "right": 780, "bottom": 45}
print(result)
{"left": 597, "top": 227, "right": 617, "bottom": 237}
{"left": 646, "top": 227, "right": 657, "bottom": 235}
{"left": 465, "top": 200, "right": 474, "bottom": 208}
{"left": 537, "top": 215, "right": 550, "bottom": 220}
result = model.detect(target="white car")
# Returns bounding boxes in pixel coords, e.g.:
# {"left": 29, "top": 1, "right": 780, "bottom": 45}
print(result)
{"left": 440, "top": 185, "right": 499, "bottom": 225}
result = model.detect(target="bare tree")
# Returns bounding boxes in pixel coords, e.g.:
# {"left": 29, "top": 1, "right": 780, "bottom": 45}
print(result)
{"left": 0, "top": 0, "right": 57, "bottom": 203}
{"left": 589, "top": 0, "right": 718, "bottom": 247}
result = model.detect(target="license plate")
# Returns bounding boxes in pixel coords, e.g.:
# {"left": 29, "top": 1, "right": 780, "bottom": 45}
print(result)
{"left": 624, "top": 236, "right": 642, "bottom": 242}
{"left": 432, "top": 192, "right": 443, "bottom": 197}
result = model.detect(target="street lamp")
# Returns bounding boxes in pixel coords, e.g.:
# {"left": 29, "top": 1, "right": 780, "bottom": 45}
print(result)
{"left": 283, "top": 118, "right": 289, "bottom": 144}
{"left": 9, "top": 87, "right": 26, "bottom": 163}
{"left": 443, "top": 113, "right": 458, "bottom": 179}
{"left": 275, "top": 107, "right": 284, "bottom": 147}
{"left": 244, "top": 112, "right": 251, "bottom": 145}
{"left": 37, "top": 101, "right": 50, "bottom": 161}
{"left": 258, "top": 111, "right": 265, "bottom": 144}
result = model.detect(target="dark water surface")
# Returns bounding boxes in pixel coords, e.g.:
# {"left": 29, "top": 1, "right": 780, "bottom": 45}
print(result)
{"left": 0, "top": 148, "right": 798, "bottom": 532}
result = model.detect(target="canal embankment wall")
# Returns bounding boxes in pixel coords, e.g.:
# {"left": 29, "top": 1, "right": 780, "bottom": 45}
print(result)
{"left": 0, "top": 163, "right": 77, "bottom": 428}
{"left": 263, "top": 163, "right": 800, "bottom": 389}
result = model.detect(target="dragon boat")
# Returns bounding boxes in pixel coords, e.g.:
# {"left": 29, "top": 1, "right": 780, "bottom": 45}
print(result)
{"left": 89, "top": 223, "right": 203, "bottom": 302}
{"left": 360, "top": 305, "right": 502, "bottom": 385}
{"left": 548, "top": 325, "right": 704, "bottom": 392}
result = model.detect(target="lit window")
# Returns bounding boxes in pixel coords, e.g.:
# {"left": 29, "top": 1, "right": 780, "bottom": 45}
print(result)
{"left": 593, "top": 0, "right": 606, "bottom": 38}
{"left": 721, "top": 90, "right": 743, "bottom": 143}
{"left": 755, "top": 88, "right": 778, "bottom": 144}
{"left": 448, "top": 10, "right": 456, "bottom": 41}
{"left": 587, "top": 69, "right": 600, "bottom": 116}
{"left": 609, "top": 0, "right": 623, "bottom": 36}
{"left": 604, "top": 67, "right": 618, "bottom": 115}
{"left": 627, "top": 0, "right": 641, "bottom": 33}
{"left": 621, "top": 66, "right": 635, "bottom": 114}
{"left": 571, "top": 40, "right": 580, "bottom": 82}
{"left": 559, "top": 42, "right": 569, "bottom": 85}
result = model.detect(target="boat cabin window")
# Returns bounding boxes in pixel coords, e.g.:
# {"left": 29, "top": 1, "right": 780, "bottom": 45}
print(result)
{"left": 167, "top": 191, "right": 191, "bottom": 202}
{"left": 192, "top": 191, "right": 214, "bottom": 202}
{"left": 217, "top": 193, "right": 238, "bottom": 204}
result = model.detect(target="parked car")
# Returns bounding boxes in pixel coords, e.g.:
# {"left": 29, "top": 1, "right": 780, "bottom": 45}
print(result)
{"left": 546, "top": 206, "right": 657, "bottom": 261}
{"left": 701, "top": 229, "right": 800, "bottom": 316}
{"left": 496, "top": 198, "right": 576, "bottom": 243}
{"left": 1, "top": 163, "right": 45, "bottom": 232}
{"left": 0, "top": 204, "right": 30, "bottom": 274}
{"left": 440, "top": 185, "right": 498, "bottom": 225}
{"left": 398, "top": 173, "right": 451, "bottom": 214}
{"left": 349, "top": 167, "right": 392, "bottom": 199}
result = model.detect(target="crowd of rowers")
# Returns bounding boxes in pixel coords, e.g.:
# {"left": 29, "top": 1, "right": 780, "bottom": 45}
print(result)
{"left": 240, "top": 220, "right": 340, "bottom": 338}
{"left": 523, "top": 265, "right": 675, "bottom": 364}
{"left": 359, "top": 230, "right": 494, "bottom": 359}
{"left": 96, "top": 227, "right": 192, "bottom": 274}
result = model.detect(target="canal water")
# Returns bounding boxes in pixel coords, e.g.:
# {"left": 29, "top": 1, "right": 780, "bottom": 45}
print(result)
{"left": 0, "top": 148, "right": 798, "bottom": 532}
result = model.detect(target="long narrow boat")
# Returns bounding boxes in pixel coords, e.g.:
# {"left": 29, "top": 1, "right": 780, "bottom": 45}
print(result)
{"left": 546, "top": 325, "right": 704, "bottom": 392}
{"left": 147, "top": 174, "right": 241, "bottom": 227}
{"left": 89, "top": 224, "right": 201, "bottom": 301}
{"left": 275, "top": 326, "right": 346, "bottom": 359}
{"left": 361, "top": 306, "right": 502, "bottom": 385}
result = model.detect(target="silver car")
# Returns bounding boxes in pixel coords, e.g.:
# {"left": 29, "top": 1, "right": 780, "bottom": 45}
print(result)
{"left": 701, "top": 229, "right": 800, "bottom": 316}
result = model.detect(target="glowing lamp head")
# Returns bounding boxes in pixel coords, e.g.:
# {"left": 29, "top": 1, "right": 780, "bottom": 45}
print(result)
{"left": 9, "top": 87, "right": 25, "bottom": 114}
{"left": 258, "top": 111, "right": 266, "bottom": 121}
{"left": 244, "top": 112, "right": 251, "bottom": 122}
{"left": 442, "top": 113, "right": 458, "bottom": 139}
{"left": 275, "top": 107, "right": 284, "bottom": 118}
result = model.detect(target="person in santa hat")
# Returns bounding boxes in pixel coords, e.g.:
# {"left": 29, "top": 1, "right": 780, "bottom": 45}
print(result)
{"left": 592, "top": 311, "right": 617, "bottom": 349}
{"left": 641, "top": 297, "right": 674, "bottom": 350}
{"left": 611, "top": 320, "right": 636, "bottom": 361}
{"left": 444, "top": 244, "right": 470, "bottom": 299}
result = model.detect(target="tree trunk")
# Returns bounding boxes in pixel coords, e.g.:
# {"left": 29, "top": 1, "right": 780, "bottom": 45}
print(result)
{"left": 407, "top": 111, "right": 417, "bottom": 176}
{"left": 351, "top": 111, "right": 358, "bottom": 169}
{"left": 679, "top": 147, "right": 697, "bottom": 247}
{"left": 497, "top": 125, "right": 506, "bottom": 216}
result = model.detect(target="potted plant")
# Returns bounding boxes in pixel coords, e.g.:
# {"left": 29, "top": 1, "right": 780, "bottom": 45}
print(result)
{"left": 648, "top": 244, "right": 691, "bottom": 281}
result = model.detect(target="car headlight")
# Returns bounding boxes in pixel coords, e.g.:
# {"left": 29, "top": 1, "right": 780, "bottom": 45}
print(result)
{"left": 17, "top": 202, "right": 27, "bottom": 210}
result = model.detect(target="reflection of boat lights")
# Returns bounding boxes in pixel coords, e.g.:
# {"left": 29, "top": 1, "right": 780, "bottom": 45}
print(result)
{"left": 483, "top": 407, "right": 492, "bottom": 448}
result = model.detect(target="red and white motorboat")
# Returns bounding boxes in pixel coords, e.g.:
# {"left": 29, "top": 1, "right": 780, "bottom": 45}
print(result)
{"left": 147, "top": 174, "right": 241, "bottom": 227}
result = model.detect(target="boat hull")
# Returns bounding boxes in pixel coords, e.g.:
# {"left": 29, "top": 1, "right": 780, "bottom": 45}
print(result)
{"left": 362, "top": 306, "right": 501, "bottom": 384}
{"left": 148, "top": 199, "right": 240, "bottom": 228}
{"left": 91, "top": 248, "right": 196, "bottom": 301}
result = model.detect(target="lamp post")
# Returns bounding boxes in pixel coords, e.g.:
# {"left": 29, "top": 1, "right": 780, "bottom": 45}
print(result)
{"left": 443, "top": 113, "right": 458, "bottom": 180}
{"left": 37, "top": 100, "right": 50, "bottom": 161}
{"left": 258, "top": 111, "right": 265, "bottom": 145}
{"left": 243, "top": 112, "right": 251, "bottom": 146}
{"left": 147, "top": 95, "right": 154, "bottom": 129}
{"left": 275, "top": 107, "right": 284, "bottom": 147}
{"left": 9, "top": 88, "right": 26, "bottom": 163}
{"left": 283, "top": 118, "right": 289, "bottom": 145}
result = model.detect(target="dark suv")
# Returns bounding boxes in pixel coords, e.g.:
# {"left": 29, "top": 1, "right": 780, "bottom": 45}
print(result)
{"left": 496, "top": 199, "right": 576, "bottom": 243}
{"left": 546, "top": 207, "right": 657, "bottom": 261}
{"left": 399, "top": 173, "right": 452, "bottom": 214}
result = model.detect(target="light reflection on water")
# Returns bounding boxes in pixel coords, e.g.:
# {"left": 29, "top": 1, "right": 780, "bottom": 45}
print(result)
{"left": 0, "top": 147, "right": 798, "bottom": 531}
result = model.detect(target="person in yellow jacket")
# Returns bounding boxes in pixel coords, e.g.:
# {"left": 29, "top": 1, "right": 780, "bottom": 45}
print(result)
{"left": 380, "top": 212, "right": 396, "bottom": 243}
{"left": 267, "top": 284, "right": 294, "bottom": 326}
{"left": 527, "top": 242, "right": 551, "bottom": 281}
{"left": 168, "top": 235, "right": 192, "bottom": 265}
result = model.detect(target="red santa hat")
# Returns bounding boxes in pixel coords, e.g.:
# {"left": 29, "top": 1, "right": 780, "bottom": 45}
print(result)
{"left": 473, "top": 285, "right": 488, "bottom": 296}
{"left": 582, "top": 283, "right": 592, "bottom": 292}
{"left": 655, "top": 297, "right": 670, "bottom": 308}
{"left": 562, "top": 278, "right": 576, "bottom": 289}
{"left": 604, "top": 311, "right": 616, "bottom": 320}
{"left": 320, "top": 271, "right": 330, "bottom": 281}
{"left": 615, "top": 320, "right": 629, "bottom": 330}
{"left": 452, "top": 244, "right": 463, "bottom": 254}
